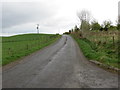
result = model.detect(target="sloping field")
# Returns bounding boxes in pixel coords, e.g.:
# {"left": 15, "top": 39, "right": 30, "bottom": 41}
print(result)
{"left": 2, "top": 34, "right": 61, "bottom": 65}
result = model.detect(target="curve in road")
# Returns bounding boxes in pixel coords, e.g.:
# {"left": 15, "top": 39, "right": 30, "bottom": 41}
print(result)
{"left": 3, "top": 35, "right": 118, "bottom": 88}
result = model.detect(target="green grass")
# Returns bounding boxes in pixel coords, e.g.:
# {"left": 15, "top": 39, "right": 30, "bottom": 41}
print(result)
{"left": 2, "top": 33, "right": 61, "bottom": 66}
{"left": 71, "top": 33, "right": 119, "bottom": 69}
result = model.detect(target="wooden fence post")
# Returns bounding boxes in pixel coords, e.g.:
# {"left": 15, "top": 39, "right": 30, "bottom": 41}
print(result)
{"left": 26, "top": 44, "right": 29, "bottom": 50}
{"left": 8, "top": 48, "right": 11, "bottom": 55}
{"left": 113, "top": 36, "right": 115, "bottom": 46}
{"left": 8, "top": 48, "right": 13, "bottom": 56}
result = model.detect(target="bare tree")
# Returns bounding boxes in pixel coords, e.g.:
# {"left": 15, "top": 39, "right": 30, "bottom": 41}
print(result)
{"left": 77, "top": 10, "right": 91, "bottom": 38}
{"left": 102, "top": 20, "right": 112, "bottom": 31}
{"left": 77, "top": 10, "right": 91, "bottom": 23}
{"left": 103, "top": 20, "right": 112, "bottom": 27}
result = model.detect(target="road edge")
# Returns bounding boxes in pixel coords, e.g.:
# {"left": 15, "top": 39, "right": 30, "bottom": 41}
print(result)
{"left": 2, "top": 36, "right": 62, "bottom": 71}
{"left": 70, "top": 35, "right": 119, "bottom": 74}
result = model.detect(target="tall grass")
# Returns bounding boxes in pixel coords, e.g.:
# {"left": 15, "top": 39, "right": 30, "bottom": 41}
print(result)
{"left": 72, "top": 30, "right": 119, "bottom": 69}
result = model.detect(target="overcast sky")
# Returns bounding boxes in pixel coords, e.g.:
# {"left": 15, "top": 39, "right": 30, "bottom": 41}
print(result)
{"left": 1, "top": 0, "right": 119, "bottom": 36}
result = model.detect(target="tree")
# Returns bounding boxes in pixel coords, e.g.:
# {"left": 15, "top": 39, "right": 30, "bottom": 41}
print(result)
{"left": 69, "top": 30, "right": 71, "bottom": 34}
{"left": 77, "top": 10, "right": 91, "bottom": 38}
{"left": 91, "top": 20, "right": 101, "bottom": 30}
{"left": 74, "top": 25, "right": 79, "bottom": 32}
{"left": 77, "top": 10, "right": 90, "bottom": 22}
{"left": 109, "top": 25, "right": 117, "bottom": 30}
{"left": 117, "top": 24, "right": 120, "bottom": 30}
{"left": 80, "top": 20, "right": 90, "bottom": 31}
{"left": 102, "top": 20, "right": 112, "bottom": 31}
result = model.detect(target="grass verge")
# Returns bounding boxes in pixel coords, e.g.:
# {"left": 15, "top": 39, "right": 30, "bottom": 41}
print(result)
{"left": 71, "top": 34, "right": 119, "bottom": 69}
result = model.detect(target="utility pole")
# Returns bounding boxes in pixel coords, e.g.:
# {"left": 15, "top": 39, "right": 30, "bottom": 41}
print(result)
{"left": 36, "top": 24, "right": 39, "bottom": 34}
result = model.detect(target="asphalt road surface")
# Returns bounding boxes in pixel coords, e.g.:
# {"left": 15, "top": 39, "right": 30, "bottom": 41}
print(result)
{"left": 3, "top": 35, "right": 119, "bottom": 88}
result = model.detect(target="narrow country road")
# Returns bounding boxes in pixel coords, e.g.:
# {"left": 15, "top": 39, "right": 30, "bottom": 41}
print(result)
{"left": 3, "top": 35, "right": 118, "bottom": 88}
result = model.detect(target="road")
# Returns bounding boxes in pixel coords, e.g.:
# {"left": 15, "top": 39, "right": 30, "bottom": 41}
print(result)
{"left": 3, "top": 35, "right": 118, "bottom": 88}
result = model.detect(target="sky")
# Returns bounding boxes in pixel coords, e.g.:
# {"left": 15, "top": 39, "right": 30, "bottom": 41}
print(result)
{"left": 1, "top": 0, "right": 119, "bottom": 36}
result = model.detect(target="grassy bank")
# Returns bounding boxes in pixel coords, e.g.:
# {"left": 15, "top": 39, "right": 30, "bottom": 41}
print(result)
{"left": 71, "top": 32, "right": 119, "bottom": 69}
{"left": 2, "top": 34, "right": 61, "bottom": 66}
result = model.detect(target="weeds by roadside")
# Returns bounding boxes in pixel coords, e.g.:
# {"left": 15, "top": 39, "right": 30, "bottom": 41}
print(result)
{"left": 71, "top": 33, "right": 119, "bottom": 69}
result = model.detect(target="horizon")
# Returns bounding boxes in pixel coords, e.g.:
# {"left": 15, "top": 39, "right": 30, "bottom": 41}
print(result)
{"left": 1, "top": 0, "right": 119, "bottom": 36}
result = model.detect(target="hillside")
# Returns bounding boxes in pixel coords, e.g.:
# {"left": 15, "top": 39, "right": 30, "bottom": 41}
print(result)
{"left": 2, "top": 34, "right": 61, "bottom": 66}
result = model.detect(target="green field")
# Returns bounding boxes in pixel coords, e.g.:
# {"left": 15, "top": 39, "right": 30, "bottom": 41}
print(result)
{"left": 71, "top": 31, "right": 119, "bottom": 69}
{"left": 2, "top": 34, "right": 61, "bottom": 66}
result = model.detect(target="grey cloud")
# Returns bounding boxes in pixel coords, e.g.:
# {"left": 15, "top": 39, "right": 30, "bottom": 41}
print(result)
{"left": 42, "top": 16, "right": 75, "bottom": 28}
{"left": 2, "top": 2, "right": 57, "bottom": 28}
{"left": 1, "top": 1, "right": 78, "bottom": 35}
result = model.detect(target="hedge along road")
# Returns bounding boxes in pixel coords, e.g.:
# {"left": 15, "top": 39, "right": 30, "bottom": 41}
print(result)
{"left": 3, "top": 35, "right": 118, "bottom": 88}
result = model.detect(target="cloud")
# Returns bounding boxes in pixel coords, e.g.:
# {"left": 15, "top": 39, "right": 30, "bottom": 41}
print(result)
{"left": 2, "top": 1, "right": 78, "bottom": 34}
{"left": 1, "top": 0, "right": 119, "bottom": 36}
{"left": 2, "top": 2, "right": 58, "bottom": 28}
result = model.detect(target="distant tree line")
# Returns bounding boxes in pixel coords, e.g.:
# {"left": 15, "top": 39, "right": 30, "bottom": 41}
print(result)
{"left": 64, "top": 10, "right": 120, "bottom": 35}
